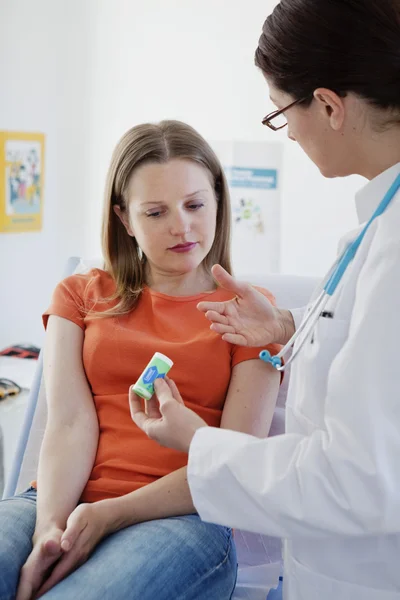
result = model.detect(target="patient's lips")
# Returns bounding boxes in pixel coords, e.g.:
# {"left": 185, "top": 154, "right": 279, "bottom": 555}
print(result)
{"left": 169, "top": 242, "right": 198, "bottom": 253}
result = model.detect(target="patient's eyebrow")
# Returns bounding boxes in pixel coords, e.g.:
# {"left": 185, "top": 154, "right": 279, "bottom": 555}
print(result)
{"left": 140, "top": 189, "right": 209, "bottom": 206}
{"left": 184, "top": 189, "right": 209, "bottom": 199}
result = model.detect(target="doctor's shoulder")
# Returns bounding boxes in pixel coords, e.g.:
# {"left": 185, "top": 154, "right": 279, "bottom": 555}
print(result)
{"left": 367, "top": 197, "right": 400, "bottom": 265}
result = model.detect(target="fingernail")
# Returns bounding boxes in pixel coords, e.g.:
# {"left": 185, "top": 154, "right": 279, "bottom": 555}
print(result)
{"left": 61, "top": 540, "right": 70, "bottom": 551}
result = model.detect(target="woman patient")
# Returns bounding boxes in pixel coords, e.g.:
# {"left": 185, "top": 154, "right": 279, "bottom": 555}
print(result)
{"left": 0, "top": 120, "right": 281, "bottom": 600}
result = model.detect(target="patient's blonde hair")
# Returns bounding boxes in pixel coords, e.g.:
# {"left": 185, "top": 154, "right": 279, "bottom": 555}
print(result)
{"left": 100, "top": 120, "right": 232, "bottom": 317}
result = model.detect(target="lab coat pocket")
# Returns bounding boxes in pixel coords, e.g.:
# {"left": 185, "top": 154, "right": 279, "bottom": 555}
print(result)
{"left": 286, "top": 554, "right": 400, "bottom": 600}
{"left": 290, "top": 318, "right": 350, "bottom": 427}
{"left": 315, "top": 315, "right": 349, "bottom": 343}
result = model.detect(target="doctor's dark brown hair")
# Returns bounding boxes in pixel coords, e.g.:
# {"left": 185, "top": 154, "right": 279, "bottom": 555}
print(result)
{"left": 255, "top": 0, "right": 400, "bottom": 118}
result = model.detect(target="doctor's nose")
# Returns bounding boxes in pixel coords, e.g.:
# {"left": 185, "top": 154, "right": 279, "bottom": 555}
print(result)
{"left": 287, "top": 128, "right": 296, "bottom": 142}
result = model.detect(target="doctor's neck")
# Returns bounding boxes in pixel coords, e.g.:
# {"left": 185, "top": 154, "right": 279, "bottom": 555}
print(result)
{"left": 354, "top": 118, "right": 400, "bottom": 181}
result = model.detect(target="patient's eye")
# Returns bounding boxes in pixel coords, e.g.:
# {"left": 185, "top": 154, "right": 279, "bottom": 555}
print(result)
{"left": 146, "top": 208, "right": 165, "bottom": 218}
{"left": 145, "top": 200, "right": 205, "bottom": 218}
{"left": 187, "top": 202, "right": 205, "bottom": 211}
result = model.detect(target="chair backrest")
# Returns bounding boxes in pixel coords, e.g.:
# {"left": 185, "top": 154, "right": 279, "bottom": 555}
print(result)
{"left": 0, "top": 427, "right": 4, "bottom": 497}
{"left": 3, "top": 257, "right": 81, "bottom": 498}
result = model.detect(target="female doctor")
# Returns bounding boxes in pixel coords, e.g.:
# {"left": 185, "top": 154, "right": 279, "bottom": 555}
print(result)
{"left": 130, "top": 0, "right": 400, "bottom": 598}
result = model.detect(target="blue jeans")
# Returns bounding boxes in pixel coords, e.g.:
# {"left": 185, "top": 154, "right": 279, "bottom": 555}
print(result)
{"left": 266, "top": 577, "right": 283, "bottom": 600}
{"left": 0, "top": 488, "right": 237, "bottom": 600}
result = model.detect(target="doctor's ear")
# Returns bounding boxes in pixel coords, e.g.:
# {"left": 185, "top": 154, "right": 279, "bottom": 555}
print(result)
{"left": 313, "top": 88, "right": 346, "bottom": 131}
{"left": 114, "top": 204, "right": 135, "bottom": 237}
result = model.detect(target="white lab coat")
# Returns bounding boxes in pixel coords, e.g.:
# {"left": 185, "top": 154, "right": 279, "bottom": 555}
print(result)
{"left": 188, "top": 162, "right": 400, "bottom": 599}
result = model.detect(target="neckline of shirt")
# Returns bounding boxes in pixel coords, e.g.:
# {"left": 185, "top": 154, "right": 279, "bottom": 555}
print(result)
{"left": 143, "top": 285, "right": 222, "bottom": 302}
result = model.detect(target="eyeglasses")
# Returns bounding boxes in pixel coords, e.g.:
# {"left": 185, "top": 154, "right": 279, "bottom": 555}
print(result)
{"left": 262, "top": 96, "right": 310, "bottom": 131}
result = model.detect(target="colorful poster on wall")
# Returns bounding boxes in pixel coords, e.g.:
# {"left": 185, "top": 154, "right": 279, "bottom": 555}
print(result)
{"left": 212, "top": 141, "right": 283, "bottom": 276}
{"left": 0, "top": 131, "right": 45, "bottom": 233}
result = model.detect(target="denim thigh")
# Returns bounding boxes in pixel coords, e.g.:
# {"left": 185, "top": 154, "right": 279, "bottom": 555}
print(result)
{"left": 0, "top": 489, "right": 237, "bottom": 600}
{"left": 44, "top": 514, "right": 237, "bottom": 600}
{"left": 0, "top": 488, "right": 37, "bottom": 600}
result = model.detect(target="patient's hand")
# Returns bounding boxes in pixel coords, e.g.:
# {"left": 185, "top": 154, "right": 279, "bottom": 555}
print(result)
{"left": 130, "top": 377, "right": 207, "bottom": 453}
{"left": 34, "top": 503, "right": 111, "bottom": 598}
{"left": 16, "top": 526, "right": 64, "bottom": 600}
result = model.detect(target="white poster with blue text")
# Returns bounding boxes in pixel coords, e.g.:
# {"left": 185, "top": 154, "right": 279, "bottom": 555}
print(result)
{"left": 212, "top": 141, "right": 283, "bottom": 278}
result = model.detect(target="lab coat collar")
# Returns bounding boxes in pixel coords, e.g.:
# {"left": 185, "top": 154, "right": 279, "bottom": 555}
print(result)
{"left": 355, "top": 162, "right": 400, "bottom": 224}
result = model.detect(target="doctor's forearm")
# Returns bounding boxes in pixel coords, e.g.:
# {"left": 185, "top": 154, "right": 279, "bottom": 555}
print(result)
{"left": 102, "top": 467, "right": 194, "bottom": 532}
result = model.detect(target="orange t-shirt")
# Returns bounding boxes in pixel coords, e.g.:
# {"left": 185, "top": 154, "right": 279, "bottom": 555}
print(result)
{"left": 42, "top": 269, "right": 281, "bottom": 503}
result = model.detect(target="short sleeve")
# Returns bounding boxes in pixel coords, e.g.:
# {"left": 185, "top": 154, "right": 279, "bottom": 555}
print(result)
{"left": 231, "top": 286, "right": 282, "bottom": 369}
{"left": 42, "top": 274, "right": 89, "bottom": 330}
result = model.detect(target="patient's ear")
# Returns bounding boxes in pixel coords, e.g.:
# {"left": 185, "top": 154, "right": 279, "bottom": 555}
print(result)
{"left": 114, "top": 205, "right": 134, "bottom": 237}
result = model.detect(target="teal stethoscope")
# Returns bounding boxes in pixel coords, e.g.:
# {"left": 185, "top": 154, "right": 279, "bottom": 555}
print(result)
{"left": 260, "top": 172, "right": 400, "bottom": 372}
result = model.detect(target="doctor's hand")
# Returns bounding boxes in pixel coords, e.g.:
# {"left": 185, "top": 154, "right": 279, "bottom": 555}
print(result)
{"left": 198, "top": 265, "right": 294, "bottom": 347}
{"left": 129, "top": 377, "right": 207, "bottom": 453}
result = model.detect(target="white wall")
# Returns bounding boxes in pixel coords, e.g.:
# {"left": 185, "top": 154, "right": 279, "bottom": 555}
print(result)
{"left": 0, "top": 0, "right": 93, "bottom": 348}
{"left": 1, "top": 0, "right": 364, "bottom": 348}
{"left": 84, "top": 0, "right": 362, "bottom": 274}
{"left": 281, "top": 144, "right": 361, "bottom": 274}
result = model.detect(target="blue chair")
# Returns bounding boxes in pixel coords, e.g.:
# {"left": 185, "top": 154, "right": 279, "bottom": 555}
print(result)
{"left": 3, "top": 257, "right": 319, "bottom": 599}
{"left": 3, "top": 257, "right": 80, "bottom": 500}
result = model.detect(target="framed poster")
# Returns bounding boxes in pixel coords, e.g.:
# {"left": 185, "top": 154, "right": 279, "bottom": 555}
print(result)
{"left": 212, "top": 140, "right": 283, "bottom": 276}
{"left": 0, "top": 131, "right": 45, "bottom": 233}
